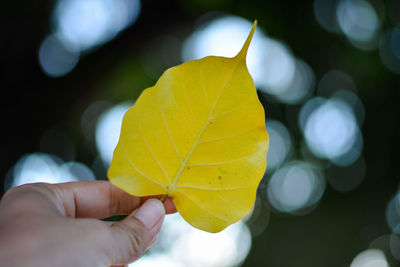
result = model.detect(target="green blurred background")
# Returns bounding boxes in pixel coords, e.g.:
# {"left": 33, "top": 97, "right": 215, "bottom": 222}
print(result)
{"left": 1, "top": 0, "right": 400, "bottom": 266}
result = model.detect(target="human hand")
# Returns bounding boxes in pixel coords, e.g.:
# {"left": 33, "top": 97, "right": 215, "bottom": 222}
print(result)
{"left": 0, "top": 181, "right": 177, "bottom": 267}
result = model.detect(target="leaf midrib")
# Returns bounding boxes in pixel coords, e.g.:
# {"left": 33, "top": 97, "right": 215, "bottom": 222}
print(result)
{"left": 167, "top": 59, "right": 240, "bottom": 195}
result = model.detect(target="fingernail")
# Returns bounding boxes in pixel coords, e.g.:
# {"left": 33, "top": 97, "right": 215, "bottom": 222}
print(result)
{"left": 133, "top": 199, "right": 165, "bottom": 229}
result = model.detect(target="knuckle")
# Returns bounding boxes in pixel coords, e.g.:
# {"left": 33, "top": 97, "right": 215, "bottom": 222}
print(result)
{"left": 112, "top": 222, "right": 147, "bottom": 262}
{"left": 108, "top": 184, "right": 121, "bottom": 216}
{"left": 1, "top": 183, "right": 60, "bottom": 212}
{"left": 1, "top": 186, "right": 19, "bottom": 202}
{"left": 1, "top": 183, "right": 44, "bottom": 202}
{"left": 126, "top": 229, "right": 145, "bottom": 260}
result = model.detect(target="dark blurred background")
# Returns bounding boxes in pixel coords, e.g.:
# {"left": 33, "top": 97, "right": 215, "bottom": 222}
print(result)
{"left": 1, "top": 0, "right": 400, "bottom": 266}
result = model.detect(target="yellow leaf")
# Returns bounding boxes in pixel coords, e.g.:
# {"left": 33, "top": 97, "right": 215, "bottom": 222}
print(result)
{"left": 108, "top": 20, "right": 269, "bottom": 233}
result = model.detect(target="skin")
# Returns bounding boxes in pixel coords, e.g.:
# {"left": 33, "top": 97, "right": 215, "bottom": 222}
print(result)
{"left": 0, "top": 181, "right": 177, "bottom": 267}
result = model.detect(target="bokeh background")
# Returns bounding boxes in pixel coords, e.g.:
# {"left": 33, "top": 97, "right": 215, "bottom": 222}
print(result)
{"left": 1, "top": 0, "right": 400, "bottom": 266}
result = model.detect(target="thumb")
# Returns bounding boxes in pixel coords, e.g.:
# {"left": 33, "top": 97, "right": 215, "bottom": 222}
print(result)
{"left": 107, "top": 199, "right": 165, "bottom": 265}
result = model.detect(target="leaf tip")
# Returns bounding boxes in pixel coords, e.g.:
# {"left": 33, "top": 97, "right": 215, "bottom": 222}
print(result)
{"left": 235, "top": 20, "right": 257, "bottom": 61}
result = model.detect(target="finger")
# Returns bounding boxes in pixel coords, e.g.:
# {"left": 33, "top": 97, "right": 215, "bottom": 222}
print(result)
{"left": 54, "top": 181, "right": 143, "bottom": 218}
{"left": 107, "top": 199, "right": 165, "bottom": 265}
{"left": 3, "top": 181, "right": 177, "bottom": 219}
{"left": 162, "top": 197, "right": 178, "bottom": 214}
{"left": 54, "top": 181, "right": 177, "bottom": 218}
{"left": 141, "top": 196, "right": 177, "bottom": 214}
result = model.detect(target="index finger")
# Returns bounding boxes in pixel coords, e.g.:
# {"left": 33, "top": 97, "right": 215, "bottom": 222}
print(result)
{"left": 53, "top": 181, "right": 177, "bottom": 219}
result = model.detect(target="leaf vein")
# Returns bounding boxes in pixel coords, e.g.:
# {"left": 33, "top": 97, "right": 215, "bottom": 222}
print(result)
{"left": 175, "top": 185, "right": 247, "bottom": 191}
{"left": 170, "top": 81, "right": 195, "bottom": 137}
{"left": 216, "top": 193, "right": 236, "bottom": 210}
{"left": 156, "top": 92, "right": 183, "bottom": 162}
{"left": 199, "top": 128, "right": 260, "bottom": 144}
{"left": 187, "top": 154, "right": 254, "bottom": 167}
{"left": 169, "top": 60, "right": 241, "bottom": 193}
{"left": 176, "top": 189, "right": 229, "bottom": 222}
{"left": 210, "top": 95, "right": 252, "bottom": 120}
{"left": 209, "top": 62, "right": 238, "bottom": 114}
{"left": 137, "top": 113, "right": 171, "bottom": 184}
{"left": 180, "top": 73, "right": 198, "bottom": 127}
{"left": 122, "top": 145, "right": 167, "bottom": 190}
{"left": 200, "top": 67, "right": 211, "bottom": 115}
